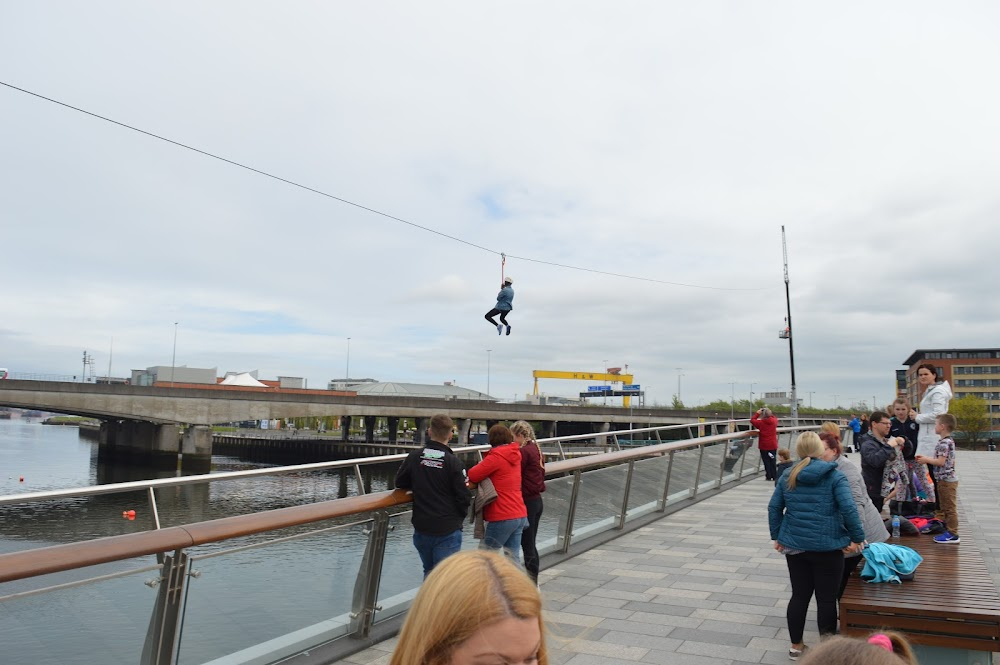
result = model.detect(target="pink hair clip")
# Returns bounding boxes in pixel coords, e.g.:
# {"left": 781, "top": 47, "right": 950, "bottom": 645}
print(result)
{"left": 867, "top": 634, "right": 893, "bottom": 652}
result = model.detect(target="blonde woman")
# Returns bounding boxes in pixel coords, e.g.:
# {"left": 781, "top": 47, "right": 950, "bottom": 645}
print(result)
{"left": 768, "top": 432, "right": 865, "bottom": 660}
{"left": 389, "top": 550, "right": 547, "bottom": 665}
{"left": 511, "top": 420, "right": 546, "bottom": 583}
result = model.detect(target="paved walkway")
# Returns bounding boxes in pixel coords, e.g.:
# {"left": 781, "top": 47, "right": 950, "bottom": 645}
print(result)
{"left": 345, "top": 451, "right": 1000, "bottom": 664}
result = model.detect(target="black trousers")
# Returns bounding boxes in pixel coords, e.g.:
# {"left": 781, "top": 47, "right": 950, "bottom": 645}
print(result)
{"left": 839, "top": 553, "right": 863, "bottom": 600}
{"left": 785, "top": 550, "right": 844, "bottom": 644}
{"left": 521, "top": 497, "right": 544, "bottom": 582}
{"left": 760, "top": 449, "right": 777, "bottom": 481}
{"left": 485, "top": 308, "right": 509, "bottom": 326}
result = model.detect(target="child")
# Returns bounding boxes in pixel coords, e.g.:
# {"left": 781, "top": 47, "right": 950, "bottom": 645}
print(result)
{"left": 915, "top": 413, "right": 959, "bottom": 544}
{"left": 484, "top": 276, "right": 514, "bottom": 336}
{"left": 775, "top": 448, "right": 794, "bottom": 485}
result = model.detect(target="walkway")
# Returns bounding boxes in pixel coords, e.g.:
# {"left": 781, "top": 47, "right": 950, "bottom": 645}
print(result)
{"left": 345, "top": 451, "right": 1000, "bottom": 664}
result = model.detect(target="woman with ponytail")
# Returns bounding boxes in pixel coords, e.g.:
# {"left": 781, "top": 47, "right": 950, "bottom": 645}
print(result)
{"left": 768, "top": 431, "right": 866, "bottom": 660}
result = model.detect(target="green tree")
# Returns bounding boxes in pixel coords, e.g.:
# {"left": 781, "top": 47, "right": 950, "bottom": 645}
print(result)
{"left": 671, "top": 394, "right": 685, "bottom": 409}
{"left": 950, "top": 395, "right": 990, "bottom": 448}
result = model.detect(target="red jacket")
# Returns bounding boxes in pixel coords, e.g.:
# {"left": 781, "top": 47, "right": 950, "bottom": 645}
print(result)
{"left": 751, "top": 413, "right": 778, "bottom": 451}
{"left": 519, "top": 441, "right": 546, "bottom": 501}
{"left": 468, "top": 443, "right": 528, "bottom": 521}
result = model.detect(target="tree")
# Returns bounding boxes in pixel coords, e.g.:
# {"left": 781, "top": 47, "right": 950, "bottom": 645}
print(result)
{"left": 671, "top": 394, "right": 685, "bottom": 409}
{"left": 950, "top": 395, "right": 990, "bottom": 448}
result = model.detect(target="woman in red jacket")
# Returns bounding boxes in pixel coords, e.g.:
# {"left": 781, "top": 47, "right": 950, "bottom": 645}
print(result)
{"left": 752, "top": 407, "right": 779, "bottom": 482}
{"left": 468, "top": 424, "right": 529, "bottom": 562}
{"left": 512, "top": 420, "right": 545, "bottom": 583}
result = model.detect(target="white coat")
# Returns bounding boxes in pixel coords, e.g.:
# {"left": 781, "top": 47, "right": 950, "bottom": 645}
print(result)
{"left": 915, "top": 381, "right": 952, "bottom": 457}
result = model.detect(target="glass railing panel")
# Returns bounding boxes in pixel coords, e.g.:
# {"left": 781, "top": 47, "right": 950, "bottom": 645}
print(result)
{"left": 625, "top": 454, "right": 671, "bottom": 519}
{"left": 664, "top": 447, "right": 700, "bottom": 506}
{"left": 535, "top": 473, "right": 575, "bottom": 555}
{"left": 175, "top": 520, "right": 368, "bottom": 665}
{"left": 721, "top": 439, "right": 751, "bottom": 483}
{"left": 696, "top": 442, "right": 728, "bottom": 490}
{"left": 572, "top": 464, "right": 629, "bottom": 541}
{"left": 0, "top": 560, "right": 162, "bottom": 665}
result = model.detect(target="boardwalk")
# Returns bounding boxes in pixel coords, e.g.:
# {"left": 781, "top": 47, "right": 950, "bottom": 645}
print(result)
{"left": 345, "top": 451, "right": 1000, "bottom": 664}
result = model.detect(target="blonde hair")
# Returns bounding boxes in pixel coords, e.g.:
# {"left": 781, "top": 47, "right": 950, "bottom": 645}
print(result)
{"left": 389, "top": 550, "right": 548, "bottom": 665}
{"left": 820, "top": 422, "right": 840, "bottom": 438}
{"left": 511, "top": 420, "right": 544, "bottom": 468}
{"left": 786, "top": 431, "right": 824, "bottom": 491}
{"left": 799, "top": 632, "right": 916, "bottom": 665}
{"left": 777, "top": 448, "right": 792, "bottom": 463}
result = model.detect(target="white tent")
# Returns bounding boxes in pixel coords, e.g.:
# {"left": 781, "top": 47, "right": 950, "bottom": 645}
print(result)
{"left": 220, "top": 372, "right": 269, "bottom": 387}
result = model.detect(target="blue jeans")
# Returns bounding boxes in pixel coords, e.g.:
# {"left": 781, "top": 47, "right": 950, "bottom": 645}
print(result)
{"left": 412, "top": 529, "right": 462, "bottom": 578}
{"left": 483, "top": 517, "right": 529, "bottom": 563}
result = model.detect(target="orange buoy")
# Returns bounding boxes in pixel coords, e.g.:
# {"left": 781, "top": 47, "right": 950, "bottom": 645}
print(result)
{"left": 19, "top": 476, "right": 24, "bottom": 482}
{"left": 127, "top": 509, "right": 136, "bottom": 518}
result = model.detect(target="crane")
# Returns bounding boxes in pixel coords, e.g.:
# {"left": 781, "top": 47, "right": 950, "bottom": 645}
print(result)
{"left": 532, "top": 369, "right": 636, "bottom": 407}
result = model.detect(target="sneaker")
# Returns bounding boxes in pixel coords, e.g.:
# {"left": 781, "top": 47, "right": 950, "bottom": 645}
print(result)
{"left": 934, "top": 532, "right": 960, "bottom": 544}
{"left": 497, "top": 324, "right": 503, "bottom": 335}
{"left": 505, "top": 325, "right": 511, "bottom": 336}
{"left": 789, "top": 645, "right": 808, "bottom": 660}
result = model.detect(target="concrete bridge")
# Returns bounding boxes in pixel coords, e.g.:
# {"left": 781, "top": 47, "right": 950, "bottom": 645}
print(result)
{"left": 0, "top": 380, "right": 737, "bottom": 471}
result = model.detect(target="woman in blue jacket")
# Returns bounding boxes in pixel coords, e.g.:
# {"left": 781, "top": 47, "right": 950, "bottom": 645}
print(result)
{"left": 769, "top": 431, "right": 865, "bottom": 660}
{"left": 484, "top": 277, "right": 514, "bottom": 336}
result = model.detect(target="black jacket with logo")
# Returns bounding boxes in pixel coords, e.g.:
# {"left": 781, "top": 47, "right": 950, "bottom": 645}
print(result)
{"left": 395, "top": 440, "right": 471, "bottom": 536}
{"left": 889, "top": 417, "right": 919, "bottom": 461}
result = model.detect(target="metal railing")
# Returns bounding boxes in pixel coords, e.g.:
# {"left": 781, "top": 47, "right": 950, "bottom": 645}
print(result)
{"left": 0, "top": 420, "right": 820, "bottom": 664}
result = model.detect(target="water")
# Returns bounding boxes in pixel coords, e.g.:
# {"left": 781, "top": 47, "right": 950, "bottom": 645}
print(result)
{"left": 0, "top": 419, "right": 412, "bottom": 664}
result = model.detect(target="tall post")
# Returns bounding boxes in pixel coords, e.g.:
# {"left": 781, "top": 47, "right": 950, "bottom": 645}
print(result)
{"left": 486, "top": 349, "right": 492, "bottom": 397}
{"left": 729, "top": 381, "right": 736, "bottom": 419}
{"left": 749, "top": 382, "right": 756, "bottom": 417}
{"left": 346, "top": 337, "right": 351, "bottom": 380}
{"left": 676, "top": 368, "right": 683, "bottom": 404}
{"left": 170, "top": 322, "right": 178, "bottom": 386}
{"left": 781, "top": 226, "right": 798, "bottom": 424}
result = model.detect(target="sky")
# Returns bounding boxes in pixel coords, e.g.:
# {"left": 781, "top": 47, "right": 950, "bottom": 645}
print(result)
{"left": 2, "top": 2, "right": 999, "bottom": 411}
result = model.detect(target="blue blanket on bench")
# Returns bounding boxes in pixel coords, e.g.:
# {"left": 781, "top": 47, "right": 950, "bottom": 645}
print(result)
{"left": 860, "top": 543, "right": 923, "bottom": 584}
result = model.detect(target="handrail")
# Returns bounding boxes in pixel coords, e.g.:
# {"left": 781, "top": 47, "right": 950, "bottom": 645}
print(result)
{"left": 0, "top": 425, "right": 820, "bottom": 585}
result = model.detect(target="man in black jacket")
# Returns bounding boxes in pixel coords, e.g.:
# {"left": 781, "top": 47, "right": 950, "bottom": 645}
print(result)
{"left": 859, "top": 411, "right": 904, "bottom": 513}
{"left": 395, "top": 413, "right": 471, "bottom": 577}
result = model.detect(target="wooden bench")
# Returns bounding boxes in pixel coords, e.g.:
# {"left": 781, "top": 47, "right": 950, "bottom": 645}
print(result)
{"left": 840, "top": 532, "right": 1000, "bottom": 652}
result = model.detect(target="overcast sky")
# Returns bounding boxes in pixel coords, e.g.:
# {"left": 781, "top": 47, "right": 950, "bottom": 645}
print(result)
{"left": 2, "top": 2, "right": 999, "bottom": 410}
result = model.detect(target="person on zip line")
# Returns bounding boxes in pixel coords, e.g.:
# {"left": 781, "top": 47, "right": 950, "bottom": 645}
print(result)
{"left": 485, "top": 276, "right": 514, "bottom": 336}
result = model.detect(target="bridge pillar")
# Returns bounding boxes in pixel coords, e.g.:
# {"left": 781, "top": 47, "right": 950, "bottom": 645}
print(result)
{"left": 457, "top": 419, "right": 472, "bottom": 446}
{"left": 414, "top": 417, "right": 429, "bottom": 445}
{"left": 541, "top": 421, "right": 557, "bottom": 438}
{"left": 340, "top": 416, "right": 351, "bottom": 442}
{"left": 364, "top": 416, "right": 376, "bottom": 443}
{"left": 597, "top": 422, "right": 611, "bottom": 451}
{"left": 151, "top": 424, "right": 181, "bottom": 469}
{"left": 387, "top": 417, "right": 399, "bottom": 443}
{"left": 181, "top": 425, "right": 212, "bottom": 472}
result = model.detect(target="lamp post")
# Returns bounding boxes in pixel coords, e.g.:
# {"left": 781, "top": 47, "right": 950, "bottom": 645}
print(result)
{"left": 807, "top": 391, "right": 815, "bottom": 409}
{"left": 170, "top": 322, "right": 178, "bottom": 386}
{"left": 603, "top": 359, "right": 608, "bottom": 405}
{"left": 487, "top": 349, "right": 492, "bottom": 397}
{"left": 749, "top": 381, "right": 757, "bottom": 418}
{"left": 345, "top": 337, "right": 351, "bottom": 380}
{"left": 676, "top": 368, "right": 684, "bottom": 404}
{"left": 833, "top": 394, "right": 839, "bottom": 410}
{"left": 728, "top": 381, "right": 736, "bottom": 420}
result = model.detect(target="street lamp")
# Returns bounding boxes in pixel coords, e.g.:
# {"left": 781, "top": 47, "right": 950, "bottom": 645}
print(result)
{"left": 749, "top": 381, "right": 757, "bottom": 418}
{"left": 807, "top": 391, "right": 815, "bottom": 409}
{"left": 728, "top": 381, "right": 736, "bottom": 420}
{"left": 676, "top": 368, "right": 684, "bottom": 404}
{"left": 170, "top": 322, "right": 179, "bottom": 386}
{"left": 833, "top": 394, "right": 839, "bottom": 409}
{"left": 487, "top": 349, "right": 493, "bottom": 397}
{"left": 345, "top": 337, "right": 351, "bottom": 380}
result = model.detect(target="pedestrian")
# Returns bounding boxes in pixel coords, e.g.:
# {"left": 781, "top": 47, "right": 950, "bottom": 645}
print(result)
{"left": 799, "top": 631, "right": 918, "bottom": 665}
{"left": 484, "top": 276, "right": 515, "bottom": 336}
{"left": 914, "top": 362, "right": 953, "bottom": 457}
{"left": 511, "top": 420, "right": 545, "bottom": 584}
{"left": 916, "top": 413, "right": 960, "bottom": 544}
{"left": 858, "top": 411, "right": 906, "bottom": 513}
{"left": 775, "top": 448, "right": 794, "bottom": 484}
{"left": 389, "top": 550, "right": 548, "bottom": 665}
{"left": 468, "top": 424, "right": 529, "bottom": 561}
{"left": 769, "top": 431, "right": 865, "bottom": 660}
{"left": 394, "top": 414, "right": 471, "bottom": 577}
{"left": 751, "top": 407, "right": 779, "bottom": 481}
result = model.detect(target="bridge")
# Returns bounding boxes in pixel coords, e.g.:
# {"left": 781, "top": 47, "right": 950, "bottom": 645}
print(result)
{"left": 0, "top": 379, "right": 755, "bottom": 470}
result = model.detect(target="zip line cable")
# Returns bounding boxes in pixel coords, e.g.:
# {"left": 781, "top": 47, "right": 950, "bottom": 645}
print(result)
{"left": 1, "top": 80, "right": 766, "bottom": 291}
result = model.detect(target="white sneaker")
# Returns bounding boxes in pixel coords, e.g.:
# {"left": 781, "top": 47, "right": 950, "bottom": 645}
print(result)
{"left": 497, "top": 324, "right": 503, "bottom": 335}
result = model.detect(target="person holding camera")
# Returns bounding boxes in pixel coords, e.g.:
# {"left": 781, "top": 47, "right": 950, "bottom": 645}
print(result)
{"left": 752, "top": 407, "right": 779, "bottom": 481}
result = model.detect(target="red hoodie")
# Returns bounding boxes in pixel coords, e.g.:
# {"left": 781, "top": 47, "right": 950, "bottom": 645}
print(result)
{"left": 751, "top": 413, "right": 778, "bottom": 451}
{"left": 468, "top": 442, "right": 528, "bottom": 522}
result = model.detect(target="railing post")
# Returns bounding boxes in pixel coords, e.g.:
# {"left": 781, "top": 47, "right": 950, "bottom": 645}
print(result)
{"left": 354, "top": 464, "right": 366, "bottom": 495}
{"left": 691, "top": 444, "right": 705, "bottom": 498}
{"left": 559, "top": 470, "right": 582, "bottom": 554}
{"left": 557, "top": 440, "right": 567, "bottom": 461}
{"left": 658, "top": 450, "right": 675, "bottom": 511}
{"left": 350, "top": 512, "right": 390, "bottom": 638}
{"left": 617, "top": 460, "right": 635, "bottom": 530}
{"left": 612, "top": 434, "right": 621, "bottom": 452}
{"left": 140, "top": 550, "right": 187, "bottom": 665}
{"left": 738, "top": 439, "right": 750, "bottom": 478}
{"left": 717, "top": 442, "right": 728, "bottom": 488}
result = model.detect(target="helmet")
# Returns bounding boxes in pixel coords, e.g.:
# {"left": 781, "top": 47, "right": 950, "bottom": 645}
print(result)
{"left": 503, "top": 276, "right": 513, "bottom": 284}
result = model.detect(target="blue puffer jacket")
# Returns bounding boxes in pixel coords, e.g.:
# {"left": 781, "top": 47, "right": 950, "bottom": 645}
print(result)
{"left": 769, "top": 459, "right": 865, "bottom": 551}
{"left": 495, "top": 285, "right": 514, "bottom": 311}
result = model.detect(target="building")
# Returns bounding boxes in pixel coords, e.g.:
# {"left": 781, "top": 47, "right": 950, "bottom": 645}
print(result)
{"left": 902, "top": 348, "right": 1000, "bottom": 436}
{"left": 131, "top": 365, "right": 217, "bottom": 386}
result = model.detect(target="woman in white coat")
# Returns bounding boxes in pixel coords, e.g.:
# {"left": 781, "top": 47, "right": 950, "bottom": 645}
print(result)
{"left": 914, "top": 362, "right": 952, "bottom": 513}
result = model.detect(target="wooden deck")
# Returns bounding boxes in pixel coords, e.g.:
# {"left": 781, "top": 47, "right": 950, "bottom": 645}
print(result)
{"left": 840, "top": 532, "right": 1000, "bottom": 652}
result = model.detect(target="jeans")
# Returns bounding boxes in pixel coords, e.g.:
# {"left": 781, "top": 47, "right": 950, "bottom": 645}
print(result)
{"left": 785, "top": 550, "right": 844, "bottom": 644}
{"left": 412, "top": 529, "right": 462, "bottom": 578}
{"left": 521, "top": 498, "right": 544, "bottom": 582}
{"left": 483, "top": 517, "right": 529, "bottom": 563}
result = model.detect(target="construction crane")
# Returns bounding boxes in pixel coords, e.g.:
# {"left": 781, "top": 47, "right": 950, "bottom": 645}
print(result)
{"left": 532, "top": 369, "right": 636, "bottom": 407}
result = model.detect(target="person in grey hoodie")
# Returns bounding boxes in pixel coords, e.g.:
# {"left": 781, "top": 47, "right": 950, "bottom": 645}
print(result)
{"left": 484, "top": 276, "right": 514, "bottom": 336}
{"left": 819, "top": 430, "right": 888, "bottom": 599}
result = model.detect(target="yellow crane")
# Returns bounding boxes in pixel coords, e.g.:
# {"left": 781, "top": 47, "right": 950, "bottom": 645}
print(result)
{"left": 532, "top": 369, "right": 636, "bottom": 407}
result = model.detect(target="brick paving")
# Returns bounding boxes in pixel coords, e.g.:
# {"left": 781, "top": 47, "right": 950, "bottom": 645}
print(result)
{"left": 344, "top": 451, "right": 1000, "bottom": 664}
